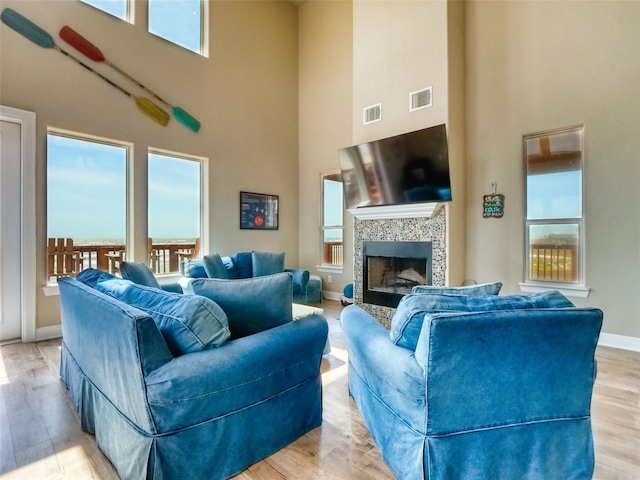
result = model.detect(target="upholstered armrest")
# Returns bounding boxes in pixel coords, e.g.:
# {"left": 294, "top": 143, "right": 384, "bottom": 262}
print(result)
{"left": 285, "top": 268, "right": 310, "bottom": 296}
{"left": 341, "top": 305, "right": 425, "bottom": 406}
{"left": 144, "top": 314, "right": 328, "bottom": 433}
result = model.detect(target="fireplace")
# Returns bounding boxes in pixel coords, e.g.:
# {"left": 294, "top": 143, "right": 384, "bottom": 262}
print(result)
{"left": 363, "top": 241, "right": 432, "bottom": 308}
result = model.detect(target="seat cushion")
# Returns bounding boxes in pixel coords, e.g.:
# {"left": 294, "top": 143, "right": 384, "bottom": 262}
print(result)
{"left": 412, "top": 281, "right": 503, "bottom": 296}
{"left": 202, "top": 253, "right": 230, "bottom": 279}
{"left": 252, "top": 251, "right": 285, "bottom": 277}
{"left": 190, "top": 272, "right": 293, "bottom": 339}
{"left": 391, "top": 291, "right": 575, "bottom": 351}
{"left": 77, "top": 269, "right": 230, "bottom": 356}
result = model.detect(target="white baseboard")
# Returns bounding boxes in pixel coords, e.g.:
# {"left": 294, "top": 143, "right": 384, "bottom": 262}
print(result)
{"left": 598, "top": 333, "right": 640, "bottom": 352}
{"left": 36, "top": 325, "right": 62, "bottom": 341}
{"left": 323, "top": 290, "right": 341, "bottom": 301}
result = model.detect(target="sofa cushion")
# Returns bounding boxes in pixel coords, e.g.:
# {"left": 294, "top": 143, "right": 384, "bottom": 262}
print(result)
{"left": 390, "top": 291, "right": 575, "bottom": 351}
{"left": 411, "top": 281, "right": 503, "bottom": 296}
{"left": 119, "top": 261, "right": 162, "bottom": 289}
{"left": 190, "top": 272, "right": 293, "bottom": 339}
{"left": 220, "top": 256, "right": 239, "bottom": 279}
{"left": 231, "top": 251, "right": 253, "bottom": 278}
{"left": 202, "top": 253, "right": 230, "bottom": 279}
{"left": 77, "top": 269, "right": 230, "bottom": 356}
{"left": 180, "top": 258, "right": 208, "bottom": 279}
{"left": 252, "top": 251, "right": 285, "bottom": 277}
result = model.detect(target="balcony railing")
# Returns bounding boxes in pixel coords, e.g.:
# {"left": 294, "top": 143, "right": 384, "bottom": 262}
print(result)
{"left": 51, "top": 241, "right": 197, "bottom": 280}
{"left": 323, "top": 242, "right": 343, "bottom": 266}
{"left": 529, "top": 243, "right": 578, "bottom": 283}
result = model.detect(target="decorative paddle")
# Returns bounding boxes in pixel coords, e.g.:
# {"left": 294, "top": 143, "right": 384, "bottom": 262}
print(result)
{"left": 60, "top": 26, "right": 201, "bottom": 133}
{"left": 0, "top": 8, "right": 169, "bottom": 127}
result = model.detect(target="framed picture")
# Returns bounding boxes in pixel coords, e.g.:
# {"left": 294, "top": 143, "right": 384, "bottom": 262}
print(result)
{"left": 240, "top": 191, "right": 279, "bottom": 230}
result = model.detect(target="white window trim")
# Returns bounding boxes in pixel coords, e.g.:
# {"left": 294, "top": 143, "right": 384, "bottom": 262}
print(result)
{"left": 320, "top": 170, "right": 344, "bottom": 268}
{"left": 518, "top": 281, "right": 590, "bottom": 299}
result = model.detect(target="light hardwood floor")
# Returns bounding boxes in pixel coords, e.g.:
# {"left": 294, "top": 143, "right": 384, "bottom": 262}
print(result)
{"left": 1, "top": 300, "right": 638, "bottom": 479}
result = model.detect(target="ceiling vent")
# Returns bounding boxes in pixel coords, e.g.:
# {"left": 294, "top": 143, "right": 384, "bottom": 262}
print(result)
{"left": 410, "top": 87, "right": 432, "bottom": 112}
{"left": 363, "top": 103, "right": 382, "bottom": 125}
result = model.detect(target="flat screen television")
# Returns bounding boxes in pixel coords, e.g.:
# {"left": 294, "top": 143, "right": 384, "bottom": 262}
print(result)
{"left": 338, "top": 123, "right": 452, "bottom": 210}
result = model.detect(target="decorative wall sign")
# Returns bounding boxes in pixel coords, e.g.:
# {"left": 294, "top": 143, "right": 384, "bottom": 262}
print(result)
{"left": 483, "top": 193, "right": 505, "bottom": 218}
{"left": 240, "top": 192, "right": 279, "bottom": 230}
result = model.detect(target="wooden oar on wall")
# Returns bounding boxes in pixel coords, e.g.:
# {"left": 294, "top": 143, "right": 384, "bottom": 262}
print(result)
{"left": 60, "top": 26, "right": 201, "bottom": 133}
{"left": 1, "top": 8, "right": 170, "bottom": 127}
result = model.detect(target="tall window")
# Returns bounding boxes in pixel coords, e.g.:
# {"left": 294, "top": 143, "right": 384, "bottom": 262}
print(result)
{"left": 321, "top": 172, "right": 344, "bottom": 266}
{"left": 148, "top": 151, "right": 202, "bottom": 273}
{"left": 47, "top": 132, "right": 128, "bottom": 280}
{"left": 524, "top": 125, "right": 584, "bottom": 285}
{"left": 148, "top": 0, "right": 204, "bottom": 55}
{"left": 80, "top": 0, "right": 129, "bottom": 21}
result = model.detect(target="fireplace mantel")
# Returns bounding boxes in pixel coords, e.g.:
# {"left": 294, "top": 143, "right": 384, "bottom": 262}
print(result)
{"left": 348, "top": 202, "right": 443, "bottom": 220}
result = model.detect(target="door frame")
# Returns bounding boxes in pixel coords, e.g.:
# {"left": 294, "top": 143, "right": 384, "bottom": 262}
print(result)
{"left": 1, "top": 106, "right": 36, "bottom": 343}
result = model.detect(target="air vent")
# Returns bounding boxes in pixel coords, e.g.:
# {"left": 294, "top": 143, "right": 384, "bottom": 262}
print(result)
{"left": 410, "top": 87, "right": 432, "bottom": 112}
{"left": 363, "top": 103, "right": 382, "bottom": 125}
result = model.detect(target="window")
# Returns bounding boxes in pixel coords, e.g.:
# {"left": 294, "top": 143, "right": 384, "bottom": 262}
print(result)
{"left": 148, "top": 0, "right": 205, "bottom": 55}
{"left": 80, "top": 0, "right": 129, "bottom": 21}
{"left": 148, "top": 151, "right": 203, "bottom": 273}
{"left": 524, "top": 125, "right": 584, "bottom": 286}
{"left": 47, "top": 131, "right": 128, "bottom": 280}
{"left": 321, "top": 172, "right": 344, "bottom": 267}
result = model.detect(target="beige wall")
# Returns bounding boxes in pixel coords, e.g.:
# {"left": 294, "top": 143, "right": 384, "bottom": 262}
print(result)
{"left": 465, "top": 0, "right": 640, "bottom": 338}
{"left": 351, "top": 0, "right": 466, "bottom": 286}
{"left": 298, "top": 0, "right": 353, "bottom": 296}
{"left": 0, "top": 0, "right": 299, "bottom": 329}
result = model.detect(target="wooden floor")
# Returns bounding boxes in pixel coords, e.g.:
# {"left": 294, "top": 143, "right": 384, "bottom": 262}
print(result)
{"left": 1, "top": 300, "right": 638, "bottom": 479}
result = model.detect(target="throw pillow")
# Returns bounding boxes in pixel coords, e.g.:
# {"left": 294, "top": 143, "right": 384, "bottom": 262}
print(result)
{"left": 180, "top": 258, "right": 208, "bottom": 279}
{"left": 252, "top": 251, "right": 285, "bottom": 277}
{"left": 411, "top": 281, "right": 503, "bottom": 296}
{"left": 203, "top": 253, "right": 230, "bottom": 279}
{"left": 231, "top": 251, "right": 253, "bottom": 278}
{"left": 119, "top": 261, "right": 161, "bottom": 289}
{"left": 79, "top": 269, "right": 230, "bottom": 355}
{"left": 190, "top": 272, "right": 293, "bottom": 339}
{"left": 391, "top": 290, "right": 574, "bottom": 351}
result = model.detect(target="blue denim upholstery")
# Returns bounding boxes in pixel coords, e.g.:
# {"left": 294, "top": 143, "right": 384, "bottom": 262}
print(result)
{"left": 391, "top": 290, "right": 575, "bottom": 350}
{"left": 58, "top": 276, "right": 328, "bottom": 480}
{"left": 77, "top": 269, "right": 231, "bottom": 356}
{"left": 120, "top": 261, "right": 183, "bottom": 293}
{"left": 186, "top": 251, "right": 316, "bottom": 304}
{"left": 191, "top": 272, "right": 293, "bottom": 339}
{"left": 252, "top": 251, "right": 285, "bottom": 277}
{"left": 341, "top": 302, "right": 603, "bottom": 479}
{"left": 202, "top": 252, "right": 230, "bottom": 279}
{"left": 412, "top": 281, "right": 502, "bottom": 296}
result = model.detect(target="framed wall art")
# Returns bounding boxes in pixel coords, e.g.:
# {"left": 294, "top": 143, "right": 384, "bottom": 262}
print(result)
{"left": 240, "top": 191, "right": 279, "bottom": 230}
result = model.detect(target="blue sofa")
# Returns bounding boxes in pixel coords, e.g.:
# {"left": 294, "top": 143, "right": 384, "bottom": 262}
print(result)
{"left": 341, "top": 290, "right": 603, "bottom": 480}
{"left": 180, "top": 251, "right": 322, "bottom": 304}
{"left": 58, "top": 270, "right": 328, "bottom": 480}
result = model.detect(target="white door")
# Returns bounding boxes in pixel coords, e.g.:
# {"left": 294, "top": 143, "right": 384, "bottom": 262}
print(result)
{"left": 0, "top": 119, "right": 23, "bottom": 342}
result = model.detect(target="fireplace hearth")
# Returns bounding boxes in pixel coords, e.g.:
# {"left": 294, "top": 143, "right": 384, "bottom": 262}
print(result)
{"left": 363, "top": 241, "right": 432, "bottom": 308}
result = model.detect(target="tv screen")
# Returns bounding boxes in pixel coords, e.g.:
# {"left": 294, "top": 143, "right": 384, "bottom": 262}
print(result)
{"left": 338, "top": 123, "right": 452, "bottom": 210}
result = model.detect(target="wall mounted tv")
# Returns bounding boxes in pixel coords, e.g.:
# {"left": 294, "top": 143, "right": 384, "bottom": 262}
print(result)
{"left": 338, "top": 123, "right": 452, "bottom": 210}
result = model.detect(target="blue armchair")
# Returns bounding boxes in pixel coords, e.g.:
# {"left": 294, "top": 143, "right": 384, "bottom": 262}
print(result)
{"left": 341, "top": 292, "right": 603, "bottom": 479}
{"left": 59, "top": 270, "right": 328, "bottom": 479}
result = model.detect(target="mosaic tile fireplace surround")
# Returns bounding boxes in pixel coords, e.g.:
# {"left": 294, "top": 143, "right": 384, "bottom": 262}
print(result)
{"left": 353, "top": 209, "right": 447, "bottom": 329}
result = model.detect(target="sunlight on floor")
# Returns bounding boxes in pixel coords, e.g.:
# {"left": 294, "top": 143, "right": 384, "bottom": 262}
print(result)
{"left": 321, "top": 346, "right": 348, "bottom": 386}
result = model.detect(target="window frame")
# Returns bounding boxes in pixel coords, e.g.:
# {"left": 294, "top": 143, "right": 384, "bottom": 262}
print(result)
{"left": 319, "top": 170, "right": 344, "bottom": 269}
{"left": 80, "top": 0, "right": 132, "bottom": 23}
{"left": 46, "top": 128, "right": 131, "bottom": 283}
{"left": 520, "top": 125, "right": 589, "bottom": 298}
{"left": 147, "top": 147, "right": 208, "bottom": 274}
{"left": 147, "top": 0, "right": 208, "bottom": 57}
